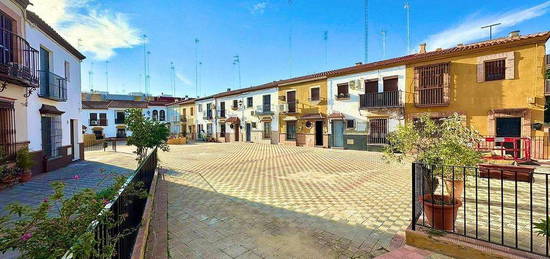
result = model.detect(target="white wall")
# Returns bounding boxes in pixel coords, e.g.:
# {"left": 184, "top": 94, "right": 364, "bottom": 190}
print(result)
{"left": 195, "top": 98, "right": 216, "bottom": 137}
{"left": 328, "top": 65, "right": 406, "bottom": 133}
{"left": 25, "top": 20, "right": 83, "bottom": 159}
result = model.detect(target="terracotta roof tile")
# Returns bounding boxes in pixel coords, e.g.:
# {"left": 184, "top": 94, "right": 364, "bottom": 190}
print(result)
{"left": 82, "top": 100, "right": 148, "bottom": 109}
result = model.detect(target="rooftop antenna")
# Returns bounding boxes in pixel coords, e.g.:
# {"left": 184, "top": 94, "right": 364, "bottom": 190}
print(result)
{"left": 146, "top": 51, "right": 151, "bottom": 98}
{"left": 364, "top": 0, "right": 368, "bottom": 63}
{"left": 288, "top": 0, "right": 293, "bottom": 77}
{"left": 170, "top": 62, "right": 176, "bottom": 97}
{"left": 381, "top": 30, "right": 387, "bottom": 59}
{"left": 142, "top": 34, "right": 148, "bottom": 96}
{"left": 481, "top": 23, "right": 501, "bottom": 40}
{"left": 323, "top": 31, "right": 328, "bottom": 67}
{"left": 105, "top": 60, "right": 109, "bottom": 93}
{"left": 194, "top": 38, "right": 200, "bottom": 97}
{"left": 88, "top": 62, "right": 94, "bottom": 92}
{"left": 233, "top": 55, "right": 241, "bottom": 89}
{"left": 404, "top": 1, "right": 410, "bottom": 54}
{"left": 199, "top": 61, "right": 203, "bottom": 96}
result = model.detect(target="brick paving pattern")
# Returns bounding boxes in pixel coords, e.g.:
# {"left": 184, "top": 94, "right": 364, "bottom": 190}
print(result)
{"left": 160, "top": 142, "right": 412, "bottom": 258}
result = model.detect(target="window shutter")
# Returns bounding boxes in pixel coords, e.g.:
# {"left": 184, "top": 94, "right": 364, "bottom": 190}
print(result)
{"left": 476, "top": 63, "right": 485, "bottom": 83}
{"left": 443, "top": 63, "right": 450, "bottom": 104}
{"left": 505, "top": 52, "right": 515, "bottom": 80}
{"left": 414, "top": 68, "right": 420, "bottom": 104}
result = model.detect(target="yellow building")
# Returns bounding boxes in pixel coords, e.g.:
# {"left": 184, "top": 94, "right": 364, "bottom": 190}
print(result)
{"left": 179, "top": 99, "right": 196, "bottom": 140}
{"left": 278, "top": 77, "right": 329, "bottom": 147}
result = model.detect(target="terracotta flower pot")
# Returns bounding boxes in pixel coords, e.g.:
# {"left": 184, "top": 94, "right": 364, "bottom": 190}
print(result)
{"left": 19, "top": 171, "right": 32, "bottom": 183}
{"left": 1, "top": 175, "right": 17, "bottom": 185}
{"left": 444, "top": 180, "right": 464, "bottom": 200}
{"left": 419, "top": 194, "right": 462, "bottom": 231}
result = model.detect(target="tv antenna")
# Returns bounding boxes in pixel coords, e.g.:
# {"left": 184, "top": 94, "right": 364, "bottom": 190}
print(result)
{"left": 481, "top": 23, "right": 501, "bottom": 40}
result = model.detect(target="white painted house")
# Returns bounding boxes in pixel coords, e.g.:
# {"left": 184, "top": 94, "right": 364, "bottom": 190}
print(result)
{"left": 0, "top": 1, "right": 85, "bottom": 175}
{"left": 215, "top": 85, "right": 279, "bottom": 144}
{"left": 194, "top": 96, "right": 216, "bottom": 140}
{"left": 327, "top": 65, "right": 405, "bottom": 150}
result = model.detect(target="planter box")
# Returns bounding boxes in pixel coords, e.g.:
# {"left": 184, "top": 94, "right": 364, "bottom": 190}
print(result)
{"left": 478, "top": 164, "right": 534, "bottom": 183}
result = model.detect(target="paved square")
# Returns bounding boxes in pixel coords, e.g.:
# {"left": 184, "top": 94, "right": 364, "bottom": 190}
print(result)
{"left": 160, "top": 142, "right": 411, "bottom": 258}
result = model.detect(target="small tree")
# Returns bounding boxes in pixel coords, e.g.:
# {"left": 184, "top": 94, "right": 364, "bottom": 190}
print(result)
{"left": 125, "top": 108, "right": 169, "bottom": 162}
{"left": 384, "top": 113, "right": 482, "bottom": 192}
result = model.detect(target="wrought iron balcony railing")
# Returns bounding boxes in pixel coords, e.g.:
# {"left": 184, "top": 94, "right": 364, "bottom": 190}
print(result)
{"left": 89, "top": 119, "right": 108, "bottom": 126}
{"left": 0, "top": 28, "right": 39, "bottom": 88}
{"left": 115, "top": 118, "right": 125, "bottom": 124}
{"left": 359, "top": 90, "right": 403, "bottom": 108}
{"left": 38, "top": 70, "right": 67, "bottom": 101}
{"left": 255, "top": 104, "right": 275, "bottom": 115}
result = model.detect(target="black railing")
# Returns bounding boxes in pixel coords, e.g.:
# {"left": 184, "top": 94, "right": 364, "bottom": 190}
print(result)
{"left": 287, "top": 101, "right": 297, "bottom": 113}
{"left": 256, "top": 104, "right": 274, "bottom": 115}
{"left": 89, "top": 119, "right": 108, "bottom": 126}
{"left": 68, "top": 148, "right": 157, "bottom": 258}
{"left": 115, "top": 118, "right": 125, "bottom": 124}
{"left": 412, "top": 163, "right": 549, "bottom": 257}
{"left": 38, "top": 70, "right": 67, "bottom": 101}
{"left": 180, "top": 116, "right": 187, "bottom": 123}
{"left": 0, "top": 28, "right": 39, "bottom": 87}
{"left": 360, "top": 91, "right": 403, "bottom": 108}
{"left": 335, "top": 93, "right": 350, "bottom": 99}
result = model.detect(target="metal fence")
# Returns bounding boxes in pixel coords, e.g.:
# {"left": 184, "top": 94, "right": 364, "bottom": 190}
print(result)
{"left": 84, "top": 139, "right": 125, "bottom": 152}
{"left": 411, "top": 163, "right": 550, "bottom": 257}
{"left": 477, "top": 136, "right": 550, "bottom": 161}
{"left": 65, "top": 148, "right": 158, "bottom": 258}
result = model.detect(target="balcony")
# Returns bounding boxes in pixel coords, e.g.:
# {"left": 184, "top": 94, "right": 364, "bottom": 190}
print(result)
{"left": 414, "top": 87, "right": 449, "bottom": 107}
{"left": 359, "top": 91, "right": 403, "bottom": 109}
{"left": 115, "top": 117, "right": 125, "bottom": 124}
{"left": 181, "top": 116, "right": 188, "bottom": 123}
{"left": 89, "top": 119, "right": 108, "bottom": 126}
{"left": 255, "top": 104, "right": 274, "bottom": 115}
{"left": 287, "top": 101, "right": 297, "bottom": 113}
{"left": 218, "top": 110, "right": 226, "bottom": 118}
{"left": 38, "top": 70, "right": 67, "bottom": 101}
{"left": 335, "top": 93, "right": 350, "bottom": 100}
{"left": 0, "top": 29, "right": 39, "bottom": 88}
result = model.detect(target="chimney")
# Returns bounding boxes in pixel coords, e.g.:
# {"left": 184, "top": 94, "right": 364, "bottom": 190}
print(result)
{"left": 509, "top": 30, "right": 520, "bottom": 38}
{"left": 419, "top": 43, "right": 427, "bottom": 54}
{"left": 355, "top": 62, "right": 363, "bottom": 66}
{"left": 227, "top": 88, "right": 231, "bottom": 92}
{"left": 457, "top": 43, "right": 464, "bottom": 47}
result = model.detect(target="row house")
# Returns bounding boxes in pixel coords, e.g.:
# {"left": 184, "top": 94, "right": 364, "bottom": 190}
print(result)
{"left": 327, "top": 65, "right": 405, "bottom": 150}
{"left": 278, "top": 77, "right": 329, "bottom": 147}
{"left": 195, "top": 96, "right": 216, "bottom": 139}
{"left": 0, "top": 0, "right": 85, "bottom": 174}
{"left": 81, "top": 100, "right": 148, "bottom": 139}
{"left": 215, "top": 83, "right": 279, "bottom": 144}
{"left": 405, "top": 31, "right": 550, "bottom": 154}
{"left": 166, "top": 98, "right": 196, "bottom": 139}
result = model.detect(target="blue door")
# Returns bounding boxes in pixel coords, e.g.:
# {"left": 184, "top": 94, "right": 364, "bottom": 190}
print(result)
{"left": 332, "top": 121, "right": 344, "bottom": 147}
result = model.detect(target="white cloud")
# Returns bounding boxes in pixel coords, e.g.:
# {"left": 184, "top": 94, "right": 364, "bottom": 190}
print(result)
{"left": 176, "top": 72, "right": 193, "bottom": 86}
{"left": 29, "top": 0, "right": 144, "bottom": 60}
{"left": 423, "top": 1, "right": 550, "bottom": 51}
{"left": 251, "top": 2, "right": 268, "bottom": 15}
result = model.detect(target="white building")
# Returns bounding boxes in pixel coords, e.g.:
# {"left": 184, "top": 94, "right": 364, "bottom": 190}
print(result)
{"left": 194, "top": 96, "right": 216, "bottom": 140}
{"left": 0, "top": 1, "right": 85, "bottom": 174}
{"left": 327, "top": 65, "right": 406, "bottom": 150}
{"left": 215, "top": 85, "right": 279, "bottom": 144}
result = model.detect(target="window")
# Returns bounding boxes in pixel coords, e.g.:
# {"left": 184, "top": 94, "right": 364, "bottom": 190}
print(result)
{"left": 233, "top": 100, "right": 239, "bottom": 109}
{"left": 89, "top": 113, "right": 97, "bottom": 125}
{"left": 116, "top": 128, "right": 126, "bottom": 138}
{"left": 64, "top": 61, "right": 70, "bottom": 81}
{"left": 198, "top": 104, "right": 202, "bottom": 112}
{"left": 346, "top": 119, "right": 355, "bottom": 129}
{"left": 220, "top": 102, "right": 226, "bottom": 118}
{"left": 41, "top": 115, "right": 62, "bottom": 158}
{"left": 383, "top": 77, "right": 398, "bottom": 92}
{"left": 368, "top": 118, "right": 388, "bottom": 144}
{"left": 286, "top": 121, "right": 296, "bottom": 140}
{"left": 99, "top": 113, "right": 107, "bottom": 126}
{"left": 310, "top": 87, "right": 320, "bottom": 101}
{"left": 0, "top": 100, "right": 16, "bottom": 161}
{"left": 287, "top": 91, "right": 296, "bottom": 113}
{"left": 247, "top": 97, "right": 253, "bottom": 108}
{"left": 414, "top": 63, "right": 450, "bottom": 106}
{"left": 263, "top": 122, "right": 272, "bottom": 139}
{"left": 337, "top": 83, "right": 349, "bottom": 98}
{"left": 115, "top": 111, "right": 125, "bottom": 124}
{"left": 262, "top": 95, "right": 271, "bottom": 112}
{"left": 0, "top": 13, "right": 14, "bottom": 66}
{"left": 93, "top": 130, "right": 103, "bottom": 139}
{"left": 206, "top": 123, "right": 213, "bottom": 136}
{"left": 152, "top": 110, "right": 158, "bottom": 121}
{"left": 206, "top": 103, "right": 212, "bottom": 119}
{"left": 190, "top": 107, "right": 194, "bottom": 116}
{"left": 159, "top": 110, "right": 166, "bottom": 121}
{"left": 365, "top": 80, "right": 378, "bottom": 93}
{"left": 484, "top": 59, "right": 505, "bottom": 81}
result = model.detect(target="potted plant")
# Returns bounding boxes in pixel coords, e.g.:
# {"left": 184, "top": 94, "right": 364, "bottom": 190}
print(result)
{"left": 0, "top": 166, "right": 19, "bottom": 185}
{"left": 16, "top": 147, "right": 34, "bottom": 182}
{"left": 384, "top": 113, "right": 482, "bottom": 230}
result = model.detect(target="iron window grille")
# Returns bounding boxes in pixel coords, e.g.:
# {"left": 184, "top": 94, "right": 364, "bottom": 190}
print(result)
{"left": 485, "top": 59, "right": 506, "bottom": 81}
{"left": 286, "top": 121, "right": 296, "bottom": 140}
{"left": 263, "top": 122, "right": 271, "bottom": 139}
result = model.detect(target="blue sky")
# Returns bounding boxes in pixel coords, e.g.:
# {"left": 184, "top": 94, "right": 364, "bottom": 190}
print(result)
{"left": 31, "top": 0, "right": 550, "bottom": 98}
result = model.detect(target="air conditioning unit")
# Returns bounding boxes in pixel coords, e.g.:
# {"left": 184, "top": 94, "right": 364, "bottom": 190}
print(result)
{"left": 250, "top": 111, "right": 255, "bottom": 116}
{"left": 279, "top": 104, "right": 288, "bottom": 113}
{"left": 90, "top": 120, "right": 98, "bottom": 126}
{"left": 357, "top": 79, "right": 365, "bottom": 90}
